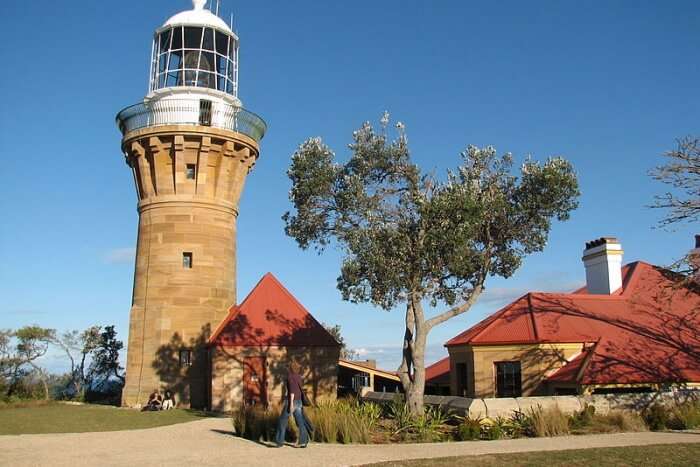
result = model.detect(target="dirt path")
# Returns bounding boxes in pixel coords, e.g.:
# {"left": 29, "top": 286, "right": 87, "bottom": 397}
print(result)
{"left": 1, "top": 417, "right": 698, "bottom": 467}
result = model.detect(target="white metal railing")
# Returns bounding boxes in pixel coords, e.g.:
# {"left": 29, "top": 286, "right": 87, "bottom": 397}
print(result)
{"left": 116, "top": 98, "right": 266, "bottom": 142}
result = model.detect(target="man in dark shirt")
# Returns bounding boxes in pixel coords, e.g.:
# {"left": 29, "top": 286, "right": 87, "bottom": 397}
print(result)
{"left": 274, "top": 360, "right": 309, "bottom": 447}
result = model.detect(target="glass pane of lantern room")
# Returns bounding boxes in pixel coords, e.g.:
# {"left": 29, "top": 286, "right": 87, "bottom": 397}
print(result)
{"left": 215, "top": 31, "right": 228, "bottom": 56}
{"left": 171, "top": 26, "right": 183, "bottom": 50}
{"left": 198, "top": 72, "right": 215, "bottom": 89}
{"left": 183, "top": 50, "right": 199, "bottom": 70}
{"left": 159, "top": 30, "right": 171, "bottom": 54}
{"left": 168, "top": 50, "right": 182, "bottom": 71}
{"left": 199, "top": 52, "right": 215, "bottom": 73}
{"left": 202, "top": 28, "right": 214, "bottom": 51}
{"left": 184, "top": 26, "right": 203, "bottom": 49}
{"left": 216, "top": 54, "right": 227, "bottom": 75}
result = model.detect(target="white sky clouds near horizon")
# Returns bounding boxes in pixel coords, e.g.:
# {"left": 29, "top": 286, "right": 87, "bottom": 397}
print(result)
{"left": 1, "top": 0, "right": 698, "bottom": 375}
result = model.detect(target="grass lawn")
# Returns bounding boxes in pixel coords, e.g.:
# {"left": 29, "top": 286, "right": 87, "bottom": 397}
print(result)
{"left": 0, "top": 402, "right": 215, "bottom": 435}
{"left": 365, "top": 443, "right": 700, "bottom": 467}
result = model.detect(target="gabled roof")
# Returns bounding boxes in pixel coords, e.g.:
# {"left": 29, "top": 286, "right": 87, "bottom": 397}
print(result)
{"left": 209, "top": 273, "right": 340, "bottom": 348}
{"left": 425, "top": 357, "right": 450, "bottom": 385}
{"left": 446, "top": 262, "right": 700, "bottom": 385}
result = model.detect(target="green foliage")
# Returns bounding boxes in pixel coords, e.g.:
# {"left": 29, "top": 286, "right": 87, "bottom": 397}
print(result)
{"left": 509, "top": 409, "right": 536, "bottom": 437}
{"left": 569, "top": 405, "right": 647, "bottom": 434}
{"left": 283, "top": 115, "right": 579, "bottom": 412}
{"left": 669, "top": 400, "right": 700, "bottom": 430}
{"left": 89, "top": 325, "right": 125, "bottom": 388}
{"left": 455, "top": 416, "right": 482, "bottom": 441}
{"left": 643, "top": 404, "right": 669, "bottom": 431}
{"left": 284, "top": 120, "right": 580, "bottom": 311}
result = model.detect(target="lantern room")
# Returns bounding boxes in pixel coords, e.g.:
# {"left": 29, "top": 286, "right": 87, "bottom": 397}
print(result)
{"left": 149, "top": 0, "right": 239, "bottom": 98}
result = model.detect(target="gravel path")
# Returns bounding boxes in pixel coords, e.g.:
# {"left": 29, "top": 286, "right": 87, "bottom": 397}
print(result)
{"left": 1, "top": 417, "right": 699, "bottom": 467}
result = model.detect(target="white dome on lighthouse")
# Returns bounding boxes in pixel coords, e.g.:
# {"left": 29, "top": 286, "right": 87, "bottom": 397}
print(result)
{"left": 163, "top": 0, "right": 234, "bottom": 36}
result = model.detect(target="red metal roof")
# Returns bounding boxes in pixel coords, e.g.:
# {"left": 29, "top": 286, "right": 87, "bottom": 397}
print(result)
{"left": 425, "top": 356, "right": 450, "bottom": 384}
{"left": 209, "top": 273, "right": 340, "bottom": 347}
{"left": 446, "top": 262, "right": 700, "bottom": 385}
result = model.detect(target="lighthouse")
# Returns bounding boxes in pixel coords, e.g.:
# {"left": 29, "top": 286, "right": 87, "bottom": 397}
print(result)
{"left": 116, "top": 0, "right": 265, "bottom": 408}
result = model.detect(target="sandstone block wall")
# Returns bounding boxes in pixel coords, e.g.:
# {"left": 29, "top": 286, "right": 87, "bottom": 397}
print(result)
{"left": 210, "top": 346, "right": 340, "bottom": 412}
{"left": 121, "top": 125, "right": 258, "bottom": 409}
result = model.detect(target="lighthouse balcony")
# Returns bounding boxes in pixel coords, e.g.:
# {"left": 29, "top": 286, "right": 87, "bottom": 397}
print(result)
{"left": 116, "top": 97, "right": 266, "bottom": 142}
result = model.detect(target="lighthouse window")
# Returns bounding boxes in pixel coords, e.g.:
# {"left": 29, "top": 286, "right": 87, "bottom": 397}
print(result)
{"left": 182, "top": 252, "right": 193, "bottom": 269}
{"left": 171, "top": 26, "right": 183, "bottom": 50}
{"left": 158, "top": 29, "right": 171, "bottom": 54}
{"left": 215, "top": 31, "right": 229, "bottom": 56}
{"left": 186, "top": 164, "right": 196, "bottom": 180}
{"left": 150, "top": 25, "right": 237, "bottom": 96}
{"left": 184, "top": 26, "right": 202, "bottom": 49}
{"left": 202, "top": 28, "right": 214, "bottom": 51}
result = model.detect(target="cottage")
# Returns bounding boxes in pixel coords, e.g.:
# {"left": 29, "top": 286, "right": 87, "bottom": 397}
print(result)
{"left": 432, "top": 237, "right": 700, "bottom": 398}
{"left": 209, "top": 273, "right": 340, "bottom": 411}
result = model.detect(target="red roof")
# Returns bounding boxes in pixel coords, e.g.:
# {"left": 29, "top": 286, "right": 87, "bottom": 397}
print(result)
{"left": 209, "top": 273, "right": 340, "bottom": 347}
{"left": 446, "top": 262, "right": 700, "bottom": 385}
{"left": 425, "top": 357, "right": 450, "bottom": 385}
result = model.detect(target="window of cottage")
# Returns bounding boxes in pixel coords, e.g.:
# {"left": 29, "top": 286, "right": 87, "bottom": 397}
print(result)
{"left": 495, "top": 361, "right": 522, "bottom": 397}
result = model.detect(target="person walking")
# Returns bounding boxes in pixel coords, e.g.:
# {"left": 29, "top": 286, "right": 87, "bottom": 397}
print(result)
{"left": 274, "top": 360, "right": 309, "bottom": 448}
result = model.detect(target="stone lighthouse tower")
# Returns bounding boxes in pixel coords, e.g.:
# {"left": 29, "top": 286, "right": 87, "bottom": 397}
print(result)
{"left": 116, "top": 0, "right": 265, "bottom": 408}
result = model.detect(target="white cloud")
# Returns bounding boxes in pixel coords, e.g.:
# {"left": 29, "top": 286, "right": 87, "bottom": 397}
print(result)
{"left": 104, "top": 247, "right": 136, "bottom": 264}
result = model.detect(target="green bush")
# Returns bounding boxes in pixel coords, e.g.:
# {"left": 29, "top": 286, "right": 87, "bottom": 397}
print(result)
{"left": 668, "top": 401, "right": 700, "bottom": 430}
{"left": 509, "top": 409, "right": 536, "bottom": 437}
{"left": 456, "top": 416, "right": 482, "bottom": 441}
{"left": 305, "top": 399, "right": 371, "bottom": 443}
{"left": 643, "top": 404, "right": 669, "bottom": 431}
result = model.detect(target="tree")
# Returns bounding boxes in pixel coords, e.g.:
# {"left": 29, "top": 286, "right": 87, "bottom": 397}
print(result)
{"left": 323, "top": 323, "right": 359, "bottom": 360}
{"left": 650, "top": 136, "right": 700, "bottom": 227}
{"left": 13, "top": 326, "right": 56, "bottom": 400}
{"left": 89, "top": 326, "right": 125, "bottom": 388}
{"left": 283, "top": 115, "right": 579, "bottom": 414}
{"left": 51, "top": 326, "right": 101, "bottom": 397}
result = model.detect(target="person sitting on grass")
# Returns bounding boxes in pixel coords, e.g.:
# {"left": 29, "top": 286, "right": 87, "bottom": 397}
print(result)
{"left": 162, "top": 390, "right": 175, "bottom": 410}
{"left": 143, "top": 389, "right": 163, "bottom": 411}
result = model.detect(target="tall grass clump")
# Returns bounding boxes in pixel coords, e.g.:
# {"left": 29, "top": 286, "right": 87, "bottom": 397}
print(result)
{"left": 529, "top": 405, "right": 570, "bottom": 437}
{"left": 305, "top": 399, "right": 371, "bottom": 443}
{"left": 668, "top": 400, "right": 700, "bottom": 430}
{"left": 231, "top": 405, "right": 278, "bottom": 442}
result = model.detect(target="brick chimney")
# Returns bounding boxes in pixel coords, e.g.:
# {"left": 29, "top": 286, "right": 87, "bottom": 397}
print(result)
{"left": 582, "top": 237, "right": 624, "bottom": 294}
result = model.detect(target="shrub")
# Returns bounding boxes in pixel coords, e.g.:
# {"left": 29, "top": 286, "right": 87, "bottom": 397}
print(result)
{"left": 668, "top": 401, "right": 700, "bottom": 430}
{"left": 601, "top": 411, "right": 647, "bottom": 432}
{"left": 231, "top": 405, "right": 278, "bottom": 442}
{"left": 529, "top": 405, "right": 570, "bottom": 437}
{"left": 483, "top": 417, "right": 505, "bottom": 440}
{"left": 643, "top": 404, "right": 669, "bottom": 431}
{"left": 509, "top": 409, "right": 536, "bottom": 437}
{"left": 456, "top": 416, "right": 482, "bottom": 441}
{"left": 569, "top": 404, "right": 596, "bottom": 430}
{"left": 305, "top": 399, "right": 371, "bottom": 443}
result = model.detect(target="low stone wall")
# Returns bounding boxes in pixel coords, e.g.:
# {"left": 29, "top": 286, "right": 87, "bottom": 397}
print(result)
{"left": 361, "top": 390, "right": 700, "bottom": 418}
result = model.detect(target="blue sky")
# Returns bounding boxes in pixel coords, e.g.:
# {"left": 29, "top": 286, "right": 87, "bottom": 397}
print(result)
{"left": 0, "top": 0, "right": 698, "bottom": 372}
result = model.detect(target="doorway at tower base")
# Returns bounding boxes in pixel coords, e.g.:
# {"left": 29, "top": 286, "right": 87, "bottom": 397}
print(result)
{"left": 208, "top": 273, "right": 341, "bottom": 412}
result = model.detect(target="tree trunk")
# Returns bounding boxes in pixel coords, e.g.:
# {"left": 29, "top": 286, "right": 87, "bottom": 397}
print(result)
{"left": 398, "top": 298, "right": 428, "bottom": 416}
{"left": 30, "top": 364, "right": 50, "bottom": 400}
